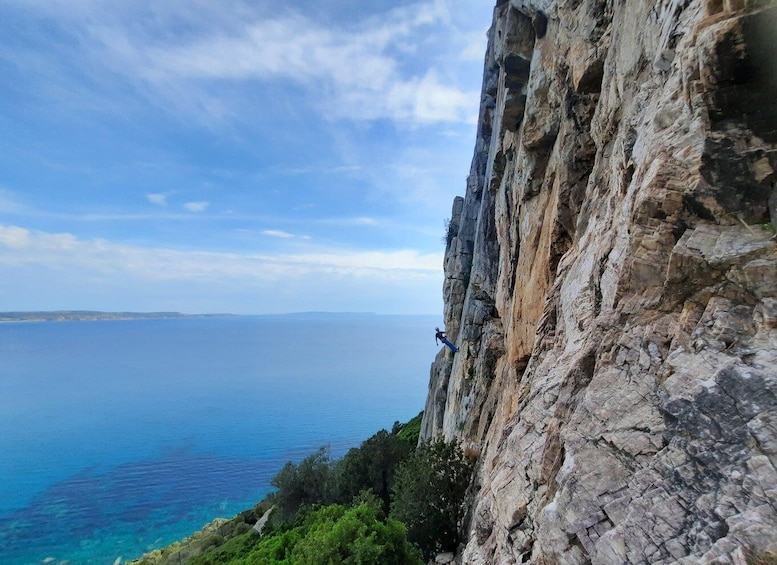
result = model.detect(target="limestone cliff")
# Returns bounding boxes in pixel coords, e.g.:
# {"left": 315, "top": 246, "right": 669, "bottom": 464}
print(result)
{"left": 420, "top": 0, "right": 777, "bottom": 563}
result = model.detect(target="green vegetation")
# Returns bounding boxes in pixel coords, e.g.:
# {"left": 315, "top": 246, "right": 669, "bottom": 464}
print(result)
{"left": 270, "top": 447, "right": 340, "bottom": 522}
{"left": 391, "top": 438, "right": 476, "bottom": 559}
{"left": 130, "top": 411, "right": 477, "bottom": 565}
{"left": 183, "top": 496, "right": 422, "bottom": 565}
{"left": 267, "top": 413, "right": 422, "bottom": 523}
{"left": 443, "top": 217, "right": 457, "bottom": 247}
{"left": 338, "top": 428, "right": 416, "bottom": 513}
{"left": 393, "top": 416, "right": 422, "bottom": 444}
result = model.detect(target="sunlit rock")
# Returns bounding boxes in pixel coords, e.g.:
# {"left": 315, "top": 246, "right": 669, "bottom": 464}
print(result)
{"left": 422, "top": 1, "right": 777, "bottom": 563}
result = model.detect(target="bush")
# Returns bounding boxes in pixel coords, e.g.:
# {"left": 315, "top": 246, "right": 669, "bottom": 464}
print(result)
{"left": 267, "top": 414, "right": 422, "bottom": 525}
{"left": 133, "top": 414, "right": 428, "bottom": 565}
{"left": 288, "top": 498, "right": 423, "bottom": 564}
{"left": 186, "top": 531, "right": 262, "bottom": 565}
{"left": 442, "top": 218, "right": 457, "bottom": 247}
{"left": 393, "top": 412, "right": 423, "bottom": 444}
{"left": 338, "top": 429, "right": 415, "bottom": 512}
{"left": 268, "top": 447, "right": 338, "bottom": 522}
{"left": 390, "top": 438, "right": 475, "bottom": 559}
{"left": 201, "top": 499, "right": 423, "bottom": 565}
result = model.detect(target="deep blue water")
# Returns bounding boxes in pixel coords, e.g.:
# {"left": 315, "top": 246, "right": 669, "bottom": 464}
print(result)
{"left": 0, "top": 314, "right": 438, "bottom": 565}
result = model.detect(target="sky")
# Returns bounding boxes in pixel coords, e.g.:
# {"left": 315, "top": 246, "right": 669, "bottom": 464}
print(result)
{"left": 0, "top": 0, "right": 492, "bottom": 315}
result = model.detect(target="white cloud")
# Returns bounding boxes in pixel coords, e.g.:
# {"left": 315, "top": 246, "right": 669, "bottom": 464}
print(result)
{"left": 146, "top": 193, "right": 168, "bottom": 205}
{"left": 140, "top": 11, "right": 481, "bottom": 125}
{"left": 0, "top": 225, "right": 31, "bottom": 249}
{"left": 460, "top": 30, "right": 489, "bottom": 62}
{"left": 0, "top": 223, "right": 445, "bottom": 314}
{"left": 262, "top": 230, "right": 295, "bottom": 239}
{"left": 314, "top": 216, "right": 382, "bottom": 228}
{"left": 14, "top": 1, "right": 482, "bottom": 128}
{"left": 0, "top": 225, "right": 78, "bottom": 254}
{"left": 0, "top": 224, "right": 442, "bottom": 285}
{"left": 384, "top": 71, "right": 478, "bottom": 124}
{"left": 184, "top": 201, "right": 209, "bottom": 212}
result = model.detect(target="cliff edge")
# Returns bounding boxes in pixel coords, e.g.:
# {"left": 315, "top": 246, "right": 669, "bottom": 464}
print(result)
{"left": 421, "top": 0, "right": 777, "bottom": 563}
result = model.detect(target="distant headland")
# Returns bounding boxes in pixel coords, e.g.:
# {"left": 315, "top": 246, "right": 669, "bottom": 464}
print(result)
{"left": 0, "top": 311, "right": 235, "bottom": 322}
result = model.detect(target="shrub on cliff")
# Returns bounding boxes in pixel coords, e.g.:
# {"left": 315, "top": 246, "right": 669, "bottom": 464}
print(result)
{"left": 267, "top": 412, "right": 423, "bottom": 525}
{"left": 393, "top": 411, "right": 422, "bottom": 444}
{"left": 191, "top": 497, "right": 423, "bottom": 565}
{"left": 338, "top": 428, "right": 416, "bottom": 512}
{"left": 283, "top": 496, "right": 423, "bottom": 564}
{"left": 130, "top": 414, "right": 427, "bottom": 565}
{"left": 390, "top": 438, "right": 475, "bottom": 559}
{"left": 268, "top": 446, "right": 338, "bottom": 522}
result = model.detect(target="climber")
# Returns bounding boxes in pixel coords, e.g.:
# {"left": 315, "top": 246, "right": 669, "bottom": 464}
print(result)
{"left": 435, "top": 327, "right": 459, "bottom": 353}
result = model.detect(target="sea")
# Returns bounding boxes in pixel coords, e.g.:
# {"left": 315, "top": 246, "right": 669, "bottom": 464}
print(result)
{"left": 0, "top": 313, "right": 439, "bottom": 565}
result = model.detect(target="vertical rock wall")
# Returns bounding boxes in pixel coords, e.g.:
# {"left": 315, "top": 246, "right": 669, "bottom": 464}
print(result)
{"left": 421, "top": 0, "right": 777, "bottom": 563}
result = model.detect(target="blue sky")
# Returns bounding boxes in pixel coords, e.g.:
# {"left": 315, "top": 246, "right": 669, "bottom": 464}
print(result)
{"left": 0, "top": 0, "right": 491, "bottom": 314}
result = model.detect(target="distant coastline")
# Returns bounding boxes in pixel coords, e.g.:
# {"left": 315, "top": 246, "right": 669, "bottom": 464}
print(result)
{"left": 0, "top": 311, "right": 236, "bottom": 323}
{"left": 0, "top": 311, "right": 436, "bottom": 323}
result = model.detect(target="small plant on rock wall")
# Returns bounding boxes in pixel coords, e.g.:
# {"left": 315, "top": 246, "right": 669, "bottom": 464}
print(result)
{"left": 746, "top": 549, "right": 777, "bottom": 565}
{"left": 443, "top": 217, "right": 457, "bottom": 246}
{"left": 759, "top": 221, "right": 776, "bottom": 234}
{"left": 462, "top": 445, "right": 480, "bottom": 461}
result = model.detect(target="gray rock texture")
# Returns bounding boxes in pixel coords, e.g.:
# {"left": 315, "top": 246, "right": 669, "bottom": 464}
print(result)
{"left": 420, "top": 1, "right": 777, "bottom": 563}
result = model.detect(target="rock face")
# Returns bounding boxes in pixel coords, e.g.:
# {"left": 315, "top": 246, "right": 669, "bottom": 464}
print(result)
{"left": 420, "top": 1, "right": 777, "bottom": 563}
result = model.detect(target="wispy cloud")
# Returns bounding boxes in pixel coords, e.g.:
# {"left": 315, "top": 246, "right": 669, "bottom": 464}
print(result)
{"left": 0, "top": 0, "right": 486, "bottom": 313}
{"left": 0, "top": 224, "right": 442, "bottom": 282}
{"left": 262, "top": 229, "right": 295, "bottom": 239}
{"left": 0, "top": 189, "right": 28, "bottom": 215}
{"left": 147, "top": 193, "right": 169, "bottom": 206}
{"left": 459, "top": 29, "right": 489, "bottom": 62}
{"left": 6, "top": 1, "right": 480, "bottom": 128}
{"left": 143, "top": 11, "right": 478, "bottom": 124}
{"left": 184, "top": 201, "right": 209, "bottom": 212}
{"left": 0, "top": 225, "right": 32, "bottom": 249}
{"left": 383, "top": 70, "right": 478, "bottom": 124}
{"left": 273, "top": 164, "right": 363, "bottom": 176}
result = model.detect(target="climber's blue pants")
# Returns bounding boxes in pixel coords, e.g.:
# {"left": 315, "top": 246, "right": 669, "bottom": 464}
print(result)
{"left": 441, "top": 338, "right": 459, "bottom": 352}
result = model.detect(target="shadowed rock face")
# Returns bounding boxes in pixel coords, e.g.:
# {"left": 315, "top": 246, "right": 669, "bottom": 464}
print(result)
{"left": 420, "top": 1, "right": 777, "bottom": 563}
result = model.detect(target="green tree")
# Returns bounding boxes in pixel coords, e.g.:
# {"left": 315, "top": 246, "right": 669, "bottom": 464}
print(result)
{"left": 390, "top": 438, "right": 475, "bottom": 559}
{"left": 205, "top": 498, "right": 422, "bottom": 565}
{"left": 265, "top": 413, "right": 423, "bottom": 526}
{"left": 338, "top": 429, "right": 415, "bottom": 512}
{"left": 289, "top": 498, "right": 423, "bottom": 564}
{"left": 269, "top": 447, "right": 337, "bottom": 522}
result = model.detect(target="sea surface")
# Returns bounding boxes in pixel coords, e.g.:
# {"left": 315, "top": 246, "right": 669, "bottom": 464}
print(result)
{"left": 0, "top": 313, "right": 439, "bottom": 565}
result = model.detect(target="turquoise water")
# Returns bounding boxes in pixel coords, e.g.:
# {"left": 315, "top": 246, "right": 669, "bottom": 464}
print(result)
{"left": 0, "top": 314, "right": 438, "bottom": 564}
